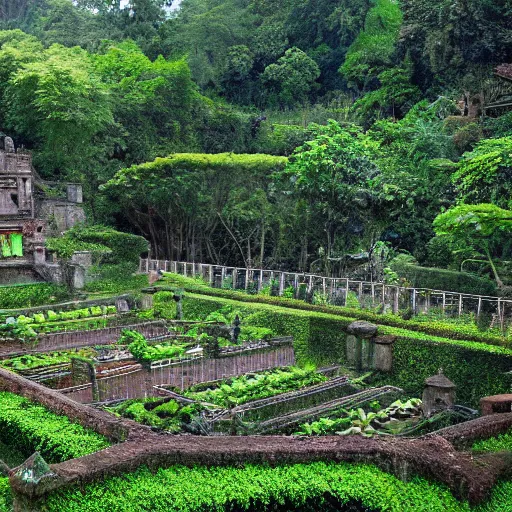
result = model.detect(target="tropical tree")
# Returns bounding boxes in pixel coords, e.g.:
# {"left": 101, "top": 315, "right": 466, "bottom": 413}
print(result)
{"left": 434, "top": 203, "right": 512, "bottom": 288}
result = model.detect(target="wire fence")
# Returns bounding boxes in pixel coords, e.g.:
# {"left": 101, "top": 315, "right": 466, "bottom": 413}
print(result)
{"left": 140, "top": 259, "right": 512, "bottom": 331}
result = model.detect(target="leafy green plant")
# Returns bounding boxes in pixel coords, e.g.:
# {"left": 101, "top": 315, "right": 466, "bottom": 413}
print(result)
{"left": 0, "top": 392, "right": 110, "bottom": 463}
{"left": 186, "top": 367, "right": 327, "bottom": 407}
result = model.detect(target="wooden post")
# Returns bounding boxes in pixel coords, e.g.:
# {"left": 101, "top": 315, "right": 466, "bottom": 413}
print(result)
{"left": 308, "top": 275, "right": 313, "bottom": 295}
{"left": 294, "top": 274, "right": 299, "bottom": 297}
{"left": 382, "top": 284, "right": 386, "bottom": 309}
{"left": 209, "top": 265, "right": 213, "bottom": 285}
{"left": 322, "top": 277, "right": 326, "bottom": 295}
{"left": 245, "top": 268, "right": 250, "bottom": 290}
{"left": 345, "top": 279, "right": 349, "bottom": 307}
{"left": 183, "top": 263, "right": 187, "bottom": 277}
{"left": 232, "top": 268, "right": 238, "bottom": 289}
{"left": 358, "top": 282, "right": 363, "bottom": 303}
{"left": 279, "top": 273, "right": 285, "bottom": 296}
{"left": 258, "top": 270, "right": 263, "bottom": 292}
{"left": 477, "top": 297, "right": 482, "bottom": 319}
{"left": 192, "top": 262, "right": 196, "bottom": 277}
{"left": 393, "top": 287, "right": 399, "bottom": 314}
{"left": 458, "top": 294, "right": 463, "bottom": 317}
{"left": 371, "top": 283, "right": 375, "bottom": 305}
{"left": 442, "top": 293, "right": 446, "bottom": 313}
{"left": 221, "top": 267, "right": 226, "bottom": 287}
{"left": 412, "top": 289, "right": 417, "bottom": 314}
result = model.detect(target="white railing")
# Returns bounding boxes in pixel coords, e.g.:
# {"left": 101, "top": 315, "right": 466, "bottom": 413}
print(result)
{"left": 139, "top": 258, "right": 512, "bottom": 327}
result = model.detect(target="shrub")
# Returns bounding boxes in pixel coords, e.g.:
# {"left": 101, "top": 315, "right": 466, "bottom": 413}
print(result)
{"left": 390, "top": 262, "right": 496, "bottom": 295}
{"left": 0, "top": 283, "right": 69, "bottom": 309}
{"left": 0, "top": 392, "right": 110, "bottom": 463}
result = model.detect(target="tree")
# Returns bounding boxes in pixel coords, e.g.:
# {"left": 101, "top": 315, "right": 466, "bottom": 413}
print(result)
{"left": 452, "top": 137, "right": 512, "bottom": 208}
{"left": 6, "top": 44, "right": 113, "bottom": 181}
{"left": 433, "top": 203, "right": 512, "bottom": 288}
{"left": 262, "top": 47, "right": 320, "bottom": 108}
{"left": 280, "top": 120, "right": 386, "bottom": 271}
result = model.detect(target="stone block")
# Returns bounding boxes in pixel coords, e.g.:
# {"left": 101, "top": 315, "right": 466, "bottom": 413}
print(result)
{"left": 116, "top": 299, "right": 130, "bottom": 313}
{"left": 374, "top": 335, "right": 396, "bottom": 372}
{"left": 71, "top": 251, "right": 93, "bottom": 268}
{"left": 347, "top": 321, "right": 378, "bottom": 339}
{"left": 480, "top": 394, "right": 512, "bottom": 416}
{"left": 346, "top": 334, "right": 357, "bottom": 366}
{"left": 67, "top": 184, "right": 83, "bottom": 204}
{"left": 140, "top": 295, "right": 154, "bottom": 311}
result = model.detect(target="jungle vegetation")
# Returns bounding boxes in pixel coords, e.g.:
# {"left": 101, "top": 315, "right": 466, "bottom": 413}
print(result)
{"left": 1, "top": 0, "right": 512, "bottom": 289}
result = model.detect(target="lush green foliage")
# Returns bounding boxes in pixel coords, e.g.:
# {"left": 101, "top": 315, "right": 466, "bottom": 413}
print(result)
{"left": 0, "top": 283, "right": 69, "bottom": 310}
{"left": 472, "top": 429, "right": 512, "bottom": 453}
{"left": 186, "top": 367, "right": 327, "bottom": 407}
{"left": 105, "top": 397, "right": 203, "bottom": 433}
{"left": 159, "top": 274, "right": 509, "bottom": 346}
{"left": 123, "top": 329, "right": 190, "bottom": 363}
{"left": 0, "top": 478, "right": 10, "bottom": 512}
{"left": 42, "top": 462, "right": 476, "bottom": 512}
{"left": 0, "top": 392, "right": 110, "bottom": 463}
{"left": 0, "top": 349, "right": 93, "bottom": 372}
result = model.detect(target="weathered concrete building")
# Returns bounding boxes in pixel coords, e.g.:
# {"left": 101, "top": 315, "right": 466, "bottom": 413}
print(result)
{"left": 0, "top": 135, "right": 84, "bottom": 285}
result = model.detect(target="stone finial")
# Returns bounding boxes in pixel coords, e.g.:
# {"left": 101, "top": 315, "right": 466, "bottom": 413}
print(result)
{"left": 347, "top": 321, "right": 378, "bottom": 339}
{"left": 422, "top": 371, "right": 456, "bottom": 417}
{"left": 4, "top": 136, "right": 14, "bottom": 153}
{"left": 10, "top": 452, "right": 54, "bottom": 486}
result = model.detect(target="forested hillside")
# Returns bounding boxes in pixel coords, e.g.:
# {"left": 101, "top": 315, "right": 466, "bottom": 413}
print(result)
{"left": 1, "top": 0, "right": 512, "bottom": 290}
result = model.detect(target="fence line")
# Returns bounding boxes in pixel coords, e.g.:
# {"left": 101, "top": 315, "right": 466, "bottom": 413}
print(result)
{"left": 140, "top": 258, "right": 512, "bottom": 326}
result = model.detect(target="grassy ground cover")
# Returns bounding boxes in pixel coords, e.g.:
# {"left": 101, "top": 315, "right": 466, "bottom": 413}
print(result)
{"left": 0, "top": 349, "right": 94, "bottom": 372}
{"left": 0, "top": 478, "right": 10, "bottom": 512}
{"left": 42, "top": 462, "right": 473, "bottom": 512}
{"left": 0, "top": 392, "right": 110, "bottom": 463}
{"left": 472, "top": 429, "right": 512, "bottom": 453}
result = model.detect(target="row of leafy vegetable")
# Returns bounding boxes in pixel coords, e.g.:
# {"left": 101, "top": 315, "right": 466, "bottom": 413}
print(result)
{"left": 185, "top": 367, "right": 327, "bottom": 408}
{"left": 0, "top": 305, "right": 118, "bottom": 341}
{"left": 104, "top": 397, "right": 203, "bottom": 434}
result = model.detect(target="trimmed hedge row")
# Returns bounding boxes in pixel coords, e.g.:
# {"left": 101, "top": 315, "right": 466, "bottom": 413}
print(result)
{"left": 168, "top": 292, "right": 512, "bottom": 407}
{"left": 0, "top": 392, "right": 110, "bottom": 464}
{"left": 0, "top": 283, "right": 69, "bottom": 309}
{"left": 159, "top": 274, "right": 509, "bottom": 346}
{"left": 390, "top": 262, "right": 497, "bottom": 296}
{"left": 43, "top": 462, "right": 468, "bottom": 512}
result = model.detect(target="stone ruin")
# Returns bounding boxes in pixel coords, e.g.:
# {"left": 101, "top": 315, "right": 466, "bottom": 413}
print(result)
{"left": 0, "top": 135, "right": 86, "bottom": 287}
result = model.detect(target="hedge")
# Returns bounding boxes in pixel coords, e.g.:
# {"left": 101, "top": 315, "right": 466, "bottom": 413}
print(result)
{"left": 0, "top": 392, "right": 110, "bottom": 463}
{"left": 163, "top": 292, "right": 512, "bottom": 407}
{"left": 390, "top": 262, "right": 496, "bottom": 296}
{"left": 0, "top": 478, "right": 10, "bottom": 512}
{"left": 0, "top": 283, "right": 69, "bottom": 309}
{"left": 42, "top": 462, "right": 470, "bottom": 512}
{"left": 159, "top": 274, "right": 509, "bottom": 347}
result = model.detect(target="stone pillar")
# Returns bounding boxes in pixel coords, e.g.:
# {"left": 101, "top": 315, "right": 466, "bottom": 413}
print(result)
{"left": 374, "top": 335, "right": 396, "bottom": 372}
{"left": 71, "top": 251, "right": 93, "bottom": 268}
{"left": 71, "top": 265, "right": 86, "bottom": 290}
{"left": 67, "top": 184, "right": 83, "bottom": 204}
{"left": 346, "top": 321, "right": 378, "bottom": 371}
{"left": 33, "top": 245, "right": 46, "bottom": 266}
{"left": 140, "top": 294, "right": 154, "bottom": 311}
{"left": 422, "top": 370, "right": 456, "bottom": 418}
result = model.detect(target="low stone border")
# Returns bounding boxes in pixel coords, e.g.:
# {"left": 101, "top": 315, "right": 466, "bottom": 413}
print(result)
{"left": 2, "top": 368, "right": 512, "bottom": 510}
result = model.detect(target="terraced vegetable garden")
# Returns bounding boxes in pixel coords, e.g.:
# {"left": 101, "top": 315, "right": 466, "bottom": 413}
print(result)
{"left": 0, "top": 283, "right": 512, "bottom": 511}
